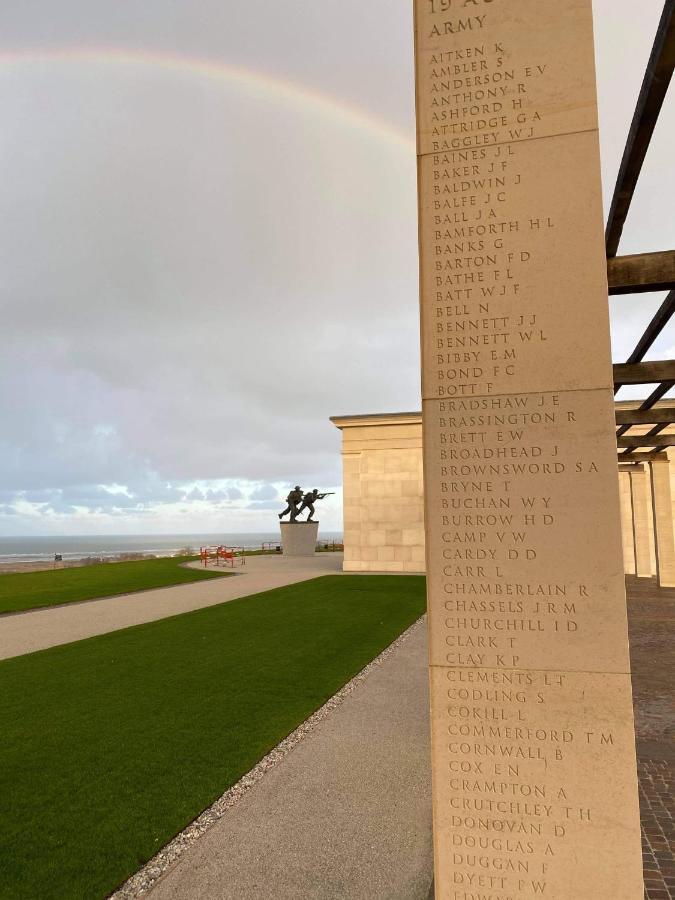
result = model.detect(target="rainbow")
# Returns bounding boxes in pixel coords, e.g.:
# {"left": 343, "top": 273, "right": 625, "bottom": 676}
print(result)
{"left": 0, "top": 47, "right": 415, "bottom": 152}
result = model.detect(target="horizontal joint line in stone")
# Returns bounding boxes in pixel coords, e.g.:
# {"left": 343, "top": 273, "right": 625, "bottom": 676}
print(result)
{"left": 421, "top": 386, "right": 615, "bottom": 403}
{"left": 416, "top": 126, "right": 599, "bottom": 160}
{"left": 429, "top": 665, "right": 631, "bottom": 676}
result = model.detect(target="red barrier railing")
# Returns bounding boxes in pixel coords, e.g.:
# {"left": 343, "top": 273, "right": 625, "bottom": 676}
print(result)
{"left": 199, "top": 546, "right": 246, "bottom": 568}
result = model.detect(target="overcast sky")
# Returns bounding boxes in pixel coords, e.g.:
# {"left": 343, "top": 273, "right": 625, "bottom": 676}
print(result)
{"left": 0, "top": 0, "right": 673, "bottom": 536}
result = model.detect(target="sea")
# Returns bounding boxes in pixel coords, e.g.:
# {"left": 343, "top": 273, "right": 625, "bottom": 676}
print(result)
{"left": 0, "top": 533, "right": 344, "bottom": 565}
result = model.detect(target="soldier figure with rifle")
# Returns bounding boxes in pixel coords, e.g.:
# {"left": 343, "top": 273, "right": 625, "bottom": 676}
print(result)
{"left": 296, "top": 489, "right": 334, "bottom": 523}
{"left": 279, "top": 485, "right": 304, "bottom": 522}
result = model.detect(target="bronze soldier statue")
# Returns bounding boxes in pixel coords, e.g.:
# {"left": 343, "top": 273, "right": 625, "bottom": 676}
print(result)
{"left": 296, "top": 489, "right": 334, "bottom": 523}
{"left": 279, "top": 486, "right": 304, "bottom": 522}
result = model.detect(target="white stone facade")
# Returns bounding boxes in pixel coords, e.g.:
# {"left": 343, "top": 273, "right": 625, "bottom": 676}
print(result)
{"left": 332, "top": 406, "right": 675, "bottom": 585}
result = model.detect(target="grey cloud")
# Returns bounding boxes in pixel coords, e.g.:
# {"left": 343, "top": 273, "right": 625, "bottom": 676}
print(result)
{"left": 249, "top": 484, "right": 279, "bottom": 502}
{"left": 0, "top": 62, "right": 417, "bottom": 501}
{"left": 0, "top": 0, "right": 672, "bottom": 529}
{"left": 247, "top": 500, "right": 283, "bottom": 511}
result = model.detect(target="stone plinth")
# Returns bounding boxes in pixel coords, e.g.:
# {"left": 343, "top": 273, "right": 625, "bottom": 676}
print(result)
{"left": 413, "top": 1, "right": 643, "bottom": 897}
{"left": 280, "top": 522, "right": 318, "bottom": 557}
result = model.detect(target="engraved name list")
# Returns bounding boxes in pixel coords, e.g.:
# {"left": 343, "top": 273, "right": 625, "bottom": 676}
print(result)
{"left": 413, "top": 2, "right": 644, "bottom": 898}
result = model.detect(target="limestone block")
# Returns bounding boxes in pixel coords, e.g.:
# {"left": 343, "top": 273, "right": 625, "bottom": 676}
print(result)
{"left": 362, "top": 506, "right": 385, "bottom": 523}
{"left": 342, "top": 454, "right": 361, "bottom": 471}
{"left": 342, "top": 483, "right": 361, "bottom": 501}
{"left": 394, "top": 546, "right": 413, "bottom": 563}
{"left": 424, "top": 390, "right": 632, "bottom": 675}
{"left": 429, "top": 668, "right": 643, "bottom": 899}
{"left": 414, "top": 0, "right": 600, "bottom": 156}
{"left": 403, "top": 528, "right": 424, "bottom": 547}
{"left": 361, "top": 547, "right": 379, "bottom": 563}
{"left": 401, "top": 479, "right": 423, "bottom": 498}
{"left": 343, "top": 509, "right": 361, "bottom": 527}
{"left": 363, "top": 530, "right": 386, "bottom": 547}
{"left": 383, "top": 453, "right": 405, "bottom": 474}
{"left": 418, "top": 133, "right": 610, "bottom": 401}
{"left": 361, "top": 453, "right": 385, "bottom": 474}
{"left": 411, "top": 546, "right": 426, "bottom": 564}
{"left": 362, "top": 480, "right": 392, "bottom": 499}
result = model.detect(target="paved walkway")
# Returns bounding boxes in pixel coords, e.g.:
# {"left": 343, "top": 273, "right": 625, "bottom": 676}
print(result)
{"left": 626, "top": 577, "right": 675, "bottom": 900}
{"left": 148, "top": 622, "right": 434, "bottom": 900}
{"left": 0, "top": 554, "right": 343, "bottom": 661}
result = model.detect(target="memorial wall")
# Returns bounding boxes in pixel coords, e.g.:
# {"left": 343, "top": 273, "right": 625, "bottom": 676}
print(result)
{"left": 413, "top": 1, "right": 644, "bottom": 896}
{"left": 330, "top": 413, "right": 426, "bottom": 572}
{"left": 332, "top": 408, "right": 675, "bottom": 582}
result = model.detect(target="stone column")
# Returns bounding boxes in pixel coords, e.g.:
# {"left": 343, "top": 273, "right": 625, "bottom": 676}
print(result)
{"left": 629, "top": 466, "right": 655, "bottom": 577}
{"left": 618, "top": 470, "right": 636, "bottom": 575}
{"left": 413, "top": 2, "right": 643, "bottom": 897}
{"left": 650, "top": 458, "right": 675, "bottom": 587}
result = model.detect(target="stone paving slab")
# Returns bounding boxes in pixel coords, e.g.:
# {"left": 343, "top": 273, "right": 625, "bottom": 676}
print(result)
{"left": 627, "top": 577, "right": 675, "bottom": 900}
{"left": 640, "top": 759, "right": 674, "bottom": 900}
{"left": 0, "top": 554, "right": 343, "bottom": 661}
{"left": 147, "top": 622, "right": 434, "bottom": 900}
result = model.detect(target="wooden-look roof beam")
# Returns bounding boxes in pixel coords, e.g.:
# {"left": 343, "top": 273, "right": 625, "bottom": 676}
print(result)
{"left": 605, "top": 1, "right": 675, "bottom": 257}
{"left": 617, "top": 451, "right": 670, "bottom": 463}
{"left": 615, "top": 406, "right": 675, "bottom": 425}
{"left": 615, "top": 381, "right": 675, "bottom": 441}
{"left": 614, "top": 292, "right": 675, "bottom": 396}
{"left": 625, "top": 291, "right": 675, "bottom": 365}
{"left": 613, "top": 360, "right": 675, "bottom": 385}
{"left": 608, "top": 252, "right": 675, "bottom": 294}
{"left": 617, "top": 434, "right": 675, "bottom": 448}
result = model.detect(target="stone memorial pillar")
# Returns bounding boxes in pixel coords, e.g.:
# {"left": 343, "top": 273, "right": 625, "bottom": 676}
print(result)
{"left": 650, "top": 457, "right": 675, "bottom": 587}
{"left": 413, "top": 2, "right": 644, "bottom": 897}
{"left": 618, "top": 469, "right": 637, "bottom": 575}
{"left": 629, "top": 466, "right": 655, "bottom": 577}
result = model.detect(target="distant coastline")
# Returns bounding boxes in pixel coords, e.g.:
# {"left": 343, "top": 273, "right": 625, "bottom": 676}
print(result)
{"left": 0, "top": 532, "right": 343, "bottom": 573}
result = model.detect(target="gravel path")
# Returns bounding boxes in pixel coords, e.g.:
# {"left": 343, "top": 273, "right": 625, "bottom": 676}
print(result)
{"left": 0, "top": 554, "right": 343, "bottom": 660}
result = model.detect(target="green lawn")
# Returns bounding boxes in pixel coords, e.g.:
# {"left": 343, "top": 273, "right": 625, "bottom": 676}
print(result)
{"left": 0, "top": 556, "right": 230, "bottom": 615}
{"left": 0, "top": 574, "right": 426, "bottom": 900}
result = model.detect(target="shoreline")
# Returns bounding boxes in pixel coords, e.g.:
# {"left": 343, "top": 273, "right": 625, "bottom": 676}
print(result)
{"left": 0, "top": 554, "right": 165, "bottom": 575}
